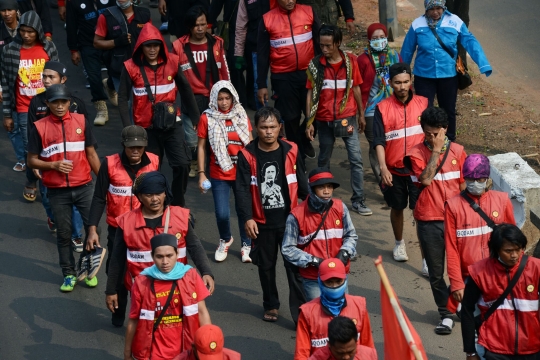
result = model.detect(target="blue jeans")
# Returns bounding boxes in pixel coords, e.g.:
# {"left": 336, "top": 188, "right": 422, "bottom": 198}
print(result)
{"left": 40, "top": 181, "right": 83, "bottom": 239}
{"left": 181, "top": 113, "right": 198, "bottom": 150}
{"left": 209, "top": 178, "right": 251, "bottom": 246}
{"left": 316, "top": 118, "right": 365, "bottom": 202}
{"left": 7, "top": 111, "right": 28, "bottom": 162}
{"left": 302, "top": 278, "right": 349, "bottom": 302}
{"left": 252, "top": 52, "right": 267, "bottom": 110}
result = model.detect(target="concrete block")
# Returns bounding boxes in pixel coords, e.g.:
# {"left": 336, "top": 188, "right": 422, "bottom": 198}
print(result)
{"left": 489, "top": 152, "right": 540, "bottom": 253}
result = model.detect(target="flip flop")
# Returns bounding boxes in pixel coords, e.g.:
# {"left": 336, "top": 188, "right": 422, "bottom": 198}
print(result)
{"left": 263, "top": 309, "right": 279, "bottom": 322}
{"left": 23, "top": 186, "right": 37, "bottom": 202}
{"left": 13, "top": 162, "right": 26, "bottom": 172}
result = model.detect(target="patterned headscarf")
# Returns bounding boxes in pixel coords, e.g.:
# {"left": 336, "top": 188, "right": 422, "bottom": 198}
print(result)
{"left": 463, "top": 154, "right": 491, "bottom": 179}
{"left": 424, "top": 0, "right": 447, "bottom": 28}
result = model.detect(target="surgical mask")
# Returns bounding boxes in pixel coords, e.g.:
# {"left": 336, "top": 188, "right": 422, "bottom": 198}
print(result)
{"left": 370, "top": 37, "right": 388, "bottom": 51}
{"left": 116, "top": 0, "right": 132, "bottom": 9}
{"left": 466, "top": 180, "right": 486, "bottom": 196}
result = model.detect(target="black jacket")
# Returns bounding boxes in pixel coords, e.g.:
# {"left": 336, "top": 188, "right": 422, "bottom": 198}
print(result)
{"left": 165, "top": 0, "right": 209, "bottom": 38}
{"left": 18, "top": 0, "right": 53, "bottom": 36}
{"left": 66, "top": 0, "right": 113, "bottom": 50}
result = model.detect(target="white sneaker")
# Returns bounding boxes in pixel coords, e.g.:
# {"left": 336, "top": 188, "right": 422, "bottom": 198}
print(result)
{"left": 393, "top": 243, "right": 409, "bottom": 262}
{"left": 241, "top": 244, "right": 252, "bottom": 263}
{"left": 421, "top": 259, "right": 429, "bottom": 278}
{"left": 215, "top": 237, "right": 234, "bottom": 262}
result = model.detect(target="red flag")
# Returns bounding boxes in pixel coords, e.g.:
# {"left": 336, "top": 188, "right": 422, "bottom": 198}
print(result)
{"left": 376, "top": 257, "right": 428, "bottom": 360}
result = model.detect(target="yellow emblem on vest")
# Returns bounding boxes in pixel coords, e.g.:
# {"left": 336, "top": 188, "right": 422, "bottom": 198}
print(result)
{"left": 352, "top": 318, "right": 357, "bottom": 325}
{"left": 76, "top": 128, "right": 82, "bottom": 134}
{"left": 328, "top": 262, "right": 336, "bottom": 268}
{"left": 168, "top": 105, "right": 175, "bottom": 114}
{"left": 294, "top": 165, "right": 297, "bottom": 170}
{"left": 174, "top": 298, "right": 179, "bottom": 304}
{"left": 418, "top": 116, "right": 421, "bottom": 122}
{"left": 176, "top": 232, "right": 182, "bottom": 239}
{"left": 527, "top": 285, "right": 535, "bottom": 293}
{"left": 192, "top": 292, "right": 197, "bottom": 299}
{"left": 168, "top": 76, "right": 172, "bottom": 81}
{"left": 336, "top": 219, "right": 340, "bottom": 225}
{"left": 452, "top": 159, "right": 457, "bottom": 165}
{"left": 492, "top": 211, "right": 499, "bottom": 218}
{"left": 304, "top": 25, "right": 308, "bottom": 30}
{"left": 210, "top": 341, "right": 217, "bottom": 350}
{"left": 215, "top": 50, "right": 219, "bottom": 56}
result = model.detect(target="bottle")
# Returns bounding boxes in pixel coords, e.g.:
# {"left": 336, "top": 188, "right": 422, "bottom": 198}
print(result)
{"left": 202, "top": 179, "right": 211, "bottom": 194}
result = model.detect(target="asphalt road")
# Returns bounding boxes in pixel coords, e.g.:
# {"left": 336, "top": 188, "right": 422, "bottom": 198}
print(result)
{"left": 0, "top": 5, "right": 478, "bottom": 360}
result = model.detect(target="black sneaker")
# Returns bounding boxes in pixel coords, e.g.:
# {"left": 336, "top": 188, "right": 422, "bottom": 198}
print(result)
{"left": 76, "top": 254, "right": 89, "bottom": 282}
{"left": 87, "top": 247, "right": 107, "bottom": 279}
{"left": 112, "top": 312, "right": 125, "bottom": 328}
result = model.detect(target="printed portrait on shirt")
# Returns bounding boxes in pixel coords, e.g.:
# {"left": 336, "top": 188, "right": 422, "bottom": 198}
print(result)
{"left": 261, "top": 161, "right": 285, "bottom": 209}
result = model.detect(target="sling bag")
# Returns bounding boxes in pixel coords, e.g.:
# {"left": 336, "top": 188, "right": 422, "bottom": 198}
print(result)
{"left": 302, "top": 200, "right": 333, "bottom": 249}
{"left": 429, "top": 28, "right": 472, "bottom": 90}
{"left": 140, "top": 66, "right": 178, "bottom": 132}
{"left": 460, "top": 190, "right": 496, "bottom": 229}
{"left": 402, "top": 142, "right": 451, "bottom": 191}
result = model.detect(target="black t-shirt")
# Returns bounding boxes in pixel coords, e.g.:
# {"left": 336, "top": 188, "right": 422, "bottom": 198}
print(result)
{"left": 255, "top": 145, "right": 289, "bottom": 229}
{"left": 145, "top": 215, "right": 163, "bottom": 230}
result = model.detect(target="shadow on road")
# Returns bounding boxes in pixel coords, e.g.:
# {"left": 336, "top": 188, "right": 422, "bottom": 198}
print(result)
{"left": 0, "top": 251, "right": 58, "bottom": 284}
{"left": 23, "top": 344, "right": 120, "bottom": 360}
{"left": 225, "top": 335, "right": 293, "bottom": 360}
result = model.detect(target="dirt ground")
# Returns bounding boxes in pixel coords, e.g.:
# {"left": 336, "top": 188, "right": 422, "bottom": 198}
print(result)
{"left": 339, "top": 0, "right": 540, "bottom": 172}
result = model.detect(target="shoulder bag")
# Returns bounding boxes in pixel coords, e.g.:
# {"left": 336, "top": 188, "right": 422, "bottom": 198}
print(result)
{"left": 140, "top": 66, "right": 178, "bottom": 132}
{"left": 429, "top": 28, "right": 472, "bottom": 90}
{"left": 459, "top": 190, "right": 496, "bottom": 229}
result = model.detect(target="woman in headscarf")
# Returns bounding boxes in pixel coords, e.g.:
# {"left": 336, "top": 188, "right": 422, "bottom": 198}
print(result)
{"left": 357, "top": 23, "right": 401, "bottom": 184}
{"left": 197, "top": 80, "right": 253, "bottom": 264}
{"left": 401, "top": 0, "right": 491, "bottom": 142}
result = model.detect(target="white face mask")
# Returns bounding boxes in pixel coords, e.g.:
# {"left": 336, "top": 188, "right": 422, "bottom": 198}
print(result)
{"left": 370, "top": 37, "right": 388, "bottom": 51}
{"left": 466, "top": 180, "right": 487, "bottom": 196}
{"left": 116, "top": 0, "right": 132, "bottom": 9}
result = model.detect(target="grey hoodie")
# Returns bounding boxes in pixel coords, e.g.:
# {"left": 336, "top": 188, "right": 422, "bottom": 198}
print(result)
{"left": 0, "top": 11, "right": 59, "bottom": 116}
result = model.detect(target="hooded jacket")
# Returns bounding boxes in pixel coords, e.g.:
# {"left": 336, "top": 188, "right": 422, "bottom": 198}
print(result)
{"left": 118, "top": 24, "right": 200, "bottom": 129}
{"left": 0, "top": 11, "right": 58, "bottom": 116}
{"left": 17, "top": 0, "right": 53, "bottom": 37}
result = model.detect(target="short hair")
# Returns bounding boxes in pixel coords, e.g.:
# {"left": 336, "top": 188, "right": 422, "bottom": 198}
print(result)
{"left": 319, "top": 24, "right": 342, "bottom": 45}
{"left": 185, "top": 5, "right": 207, "bottom": 30}
{"left": 328, "top": 317, "right": 358, "bottom": 346}
{"left": 489, "top": 223, "right": 528, "bottom": 258}
{"left": 254, "top": 106, "right": 281, "bottom": 126}
{"left": 420, "top": 107, "right": 448, "bottom": 129}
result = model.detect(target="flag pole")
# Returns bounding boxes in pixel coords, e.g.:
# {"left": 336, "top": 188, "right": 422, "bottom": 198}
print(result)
{"left": 375, "top": 256, "right": 424, "bottom": 360}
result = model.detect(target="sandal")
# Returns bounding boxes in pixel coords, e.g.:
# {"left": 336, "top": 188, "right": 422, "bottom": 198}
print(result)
{"left": 13, "top": 162, "right": 26, "bottom": 172}
{"left": 23, "top": 186, "right": 37, "bottom": 202}
{"left": 434, "top": 318, "right": 454, "bottom": 335}
{"left": 263, "top": 309, "right": 279, "bottom": 322}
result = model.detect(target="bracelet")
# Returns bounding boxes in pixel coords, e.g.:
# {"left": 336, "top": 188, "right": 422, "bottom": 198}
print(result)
{"left": 198, "top": 170, "right": 205, "bottom": 174}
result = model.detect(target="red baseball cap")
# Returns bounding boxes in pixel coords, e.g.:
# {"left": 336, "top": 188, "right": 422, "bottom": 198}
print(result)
{"left": 319, "top": 258, "right": 347, "bottom": 281}
{"left": 194, "top": 325, "right": 225, "bottom": 360}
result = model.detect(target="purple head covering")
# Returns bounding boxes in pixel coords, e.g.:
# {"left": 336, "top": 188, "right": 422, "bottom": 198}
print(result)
{"left": 463, "top": 154, "right": 490, "bottom": 179}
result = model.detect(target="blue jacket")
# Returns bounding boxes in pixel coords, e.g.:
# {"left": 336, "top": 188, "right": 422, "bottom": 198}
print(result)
{"left": 401, "top": 11, "right": 492, "bottom": 79}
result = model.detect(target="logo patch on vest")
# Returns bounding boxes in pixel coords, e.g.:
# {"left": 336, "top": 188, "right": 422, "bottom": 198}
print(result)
{"left": 174, "top": 298, "right": 179, "bottom": 304}
{"left": 76, "top": 128, "right": 82, "bottom": 134}
{"left": 80, "top": 3, "right": 86, "bottom": 8}
{"left": 418, "top": 116, "right": 421, "bottom": 122}
{"left": 175, "top": 232, "right": 182, "bottom": 239}
{"left": 527, "top": 285, "right": 535, "bottom": 292}
{"left": 210, "top": 341, "right": 217, "bottom": 350}
{"left": 294, "top": 165, "right": 297, "bottom": 170}
{"left": 336, "top": 219, "right": 340, "bottom": 225}
{"left": 304, "top": 25, "right": 308, "bottom": 29}
{"left": 492, "top": 211, "right": 499, "bottom": 218}
{"left": 168, "top": 76, "right": 172, "bottom": 80}
{"left": 215, "top": 50, "right": 219, "bottom": 56}
{"left": 341, "top": 119, "right": 348, "bottom": 126}
{"left": 452, "top": 159, "right": 457, "bottom": 165}
{"left": 192, "top": 292, "right": 197, "bottom": 299}
{"left": 168, "top": 105, "right": 175, "bottom": 114}
{"left": 352, "top": 318, "right": 357, "bottom": 325}
{"left": 328, "top": 262, "right": 336, "bottom": 268}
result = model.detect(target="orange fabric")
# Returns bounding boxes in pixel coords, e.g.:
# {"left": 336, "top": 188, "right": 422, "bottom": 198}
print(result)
{"left": 381, "top": 281, "right": 427, "bottom": 360}
{"left": 308, "top": 345, "right": 377, "bottom": 360}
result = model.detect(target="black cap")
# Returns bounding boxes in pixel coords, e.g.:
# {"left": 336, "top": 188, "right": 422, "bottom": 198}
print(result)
{"left": 389, "top": 62, "right": 412, "bottom": 80}
{"left": 46, "top": 84, "right": 71, "bottom": 102}
{"left": 0, "top": 0, "right": 18, "bottom": 11}
{"left": 121, "top": 125, "right": 148, "bottom": 147}
{"left": 43, "top": 61, "right": 68, "bottom": 77}
{"left": 150, "top": 233, "right": 178, "bottom": 251}
{"left": 308, "top": 167, "right": 340, "bottom": 189}
{"left": 142, "top": 39, "right": 161, "bottom": 46}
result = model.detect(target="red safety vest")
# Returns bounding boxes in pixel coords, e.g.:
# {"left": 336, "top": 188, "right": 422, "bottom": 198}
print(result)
{"left": 295, "top": 295, "right": 375, "bottom": 360}
{"left": 34, "top": 112, "right": 92, "bottom": 188}
{"left": 445, "top": 190, "right": 515, "bottom": 293}
{"left": 290, "top": 198, "right": 348, "bottom": 280}
{"left": 263, "top": 4, "right": 315, "bottom": 74}
{"left": 407, "top": 142, "right": 465, "bottom": 221}
{"left": 172, "top": 35, "right": 229, "bottom": 97}
{"left": 116, "top": 206, "right": 190, "bottom": 291}
{"left": 314, "top": 52, "right": 360, "bottom": 122}
{"left": 376, "top": 93, "right": 427, "bottom": 173}
{"left": 105, "top": 152, "right": 160, "bottom": 227}
{"left": 239, "top": 139, "right": 299, "bottom": 224}
{"left": 130, "top": 270, "right": 202, "bottom": 360}
{"left": 469, "top": 256, "right": 540, "bottom": 355}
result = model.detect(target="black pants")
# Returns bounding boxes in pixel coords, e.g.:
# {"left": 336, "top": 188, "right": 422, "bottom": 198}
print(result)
{"left": 79, "top": 45, "right": 108, "bottom": 102}
{"left": 146, "top": 124, "right": 190, "bottom": 207}
{"left": 251, "top": 227, "right": 306, "bottom": 324}
{"left": 414, "top": 75, "right": 459, "bottom": 141}
{"left": 485, "top": 351, "right": 540, "bottom": 360}
{"left": 416, "top": 220, "right": 452, "bottom": 320}
{"left": 105, "top": 225, "right": 129, "bottom": 322}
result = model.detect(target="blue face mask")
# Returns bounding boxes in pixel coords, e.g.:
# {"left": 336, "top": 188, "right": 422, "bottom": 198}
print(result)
{"left": 319, "top": 278, "right": 347, "bottom": 316}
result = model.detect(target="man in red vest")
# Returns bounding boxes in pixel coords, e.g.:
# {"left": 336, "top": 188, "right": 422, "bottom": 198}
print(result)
{"left": 118, "top": 23, "right": 200, "bottom": 208}
{"left": 445, "top": 154, "right": 515, "bottom": 307}
{"left": 282, "top": 168, "right": 358, "bottom": 302}
{"left": 105, "top": 171, "right": 214, "bottom": 327}
{"left": 404, "top": 106, "right": 467, "bottom": 335}
{"left": 27, "top": 84, "right": 101, "bottom": 292}
{"left": 85, "top": 125, "right": 159, "bottom": 326}
{"left": 179, "top": 324, "right": 242, "bottom": 360}
{"left": 124, "top": 233, "right": 211, "bottom": 359}
{"left": 257, "top": 0, "right": 320, "bottom": 160}
{"left": 295, "top": 259, "right": 374, "bottom": 360}
{"left": 236, "top": 106, "right": 309, "bottom": 323}
{"left": 373, "top": 63, "right": 427, "bottom": 265}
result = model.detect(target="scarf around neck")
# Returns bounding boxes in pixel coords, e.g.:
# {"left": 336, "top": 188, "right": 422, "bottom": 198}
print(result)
{"left": 424, "top": 136, "right": 450, "bottom": 152}
{"left": 364, "top": 47, "right": 400, "bottom": 115}
{"left": 140, "top": 262, "right": 192, "bottom": 280}
{"left": 205, "top": 80, "right": 250, "bottom": 172}
{"left": 319, "top": 278, "right": 348, "bottom": 317}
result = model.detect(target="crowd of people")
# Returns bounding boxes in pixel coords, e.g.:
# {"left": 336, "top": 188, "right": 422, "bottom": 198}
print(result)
{"left": 2, "top": 0, "right": 540, "bottom": 359}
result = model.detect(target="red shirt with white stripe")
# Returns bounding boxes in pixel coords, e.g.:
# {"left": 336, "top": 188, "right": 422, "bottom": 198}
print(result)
{"left": 407, "top": 142, "right": 466, "bottom": 221}
{"left": 306, "top": 52, "right": 362, "bottom": 121}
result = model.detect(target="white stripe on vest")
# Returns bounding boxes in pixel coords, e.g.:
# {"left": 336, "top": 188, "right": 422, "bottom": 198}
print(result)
{"left": 132, "top": 83, "right": 176, "bottom": 97}
{"left": 298, "top": 228, "right": 344, "bottom": 245}
{"left": 40, "top": 141, "right": 85, "bottom": 158}
{"left": 183, "top": 303, "right": 199, "bottom": 316}
{"left": 433, "top": 171, "right": 461, "bottom": 181}
{"left": 127, "top": 247, "right": 186, "bottom": 262}
{"left": 321, "top": 79, "right": 347, "bottom": 90}
{"left": 479, "top": 297, "right": 539, "bottom": 312}
{"left": 108, "top": 184, "right": 132, "bottom": 197}
{"left": 311, "top": 337, "right": 328, "bottom": 348}
{"left": 456, "top": 225, "right": 493, "bottom": 238}
{"left": 286, "top": 173, "right": 297, "bottom": 184}
{"left": 385, "top": 124, "right": 423, "bottom": 142}
{"left": 270, "top": 31, "right": 312, "bottom": 48}
{"left": 139, "top": 309, "right": 155, "bottom": 320}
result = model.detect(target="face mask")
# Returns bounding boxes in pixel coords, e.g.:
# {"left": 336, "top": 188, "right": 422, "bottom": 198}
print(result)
{"left": 313, "top": 194, "right": 331, "bottom": 204}
{"left": 319, "top": 278, "right": 348, "bottom": 316}
{"left": 370, "top": 37, "right": 388, "bottom": 51}
{"left": 466, "top": 180, "right": 486, "bottom": 196}
{"left": 116, "top": 0, "right": 132, "bottom": 9}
